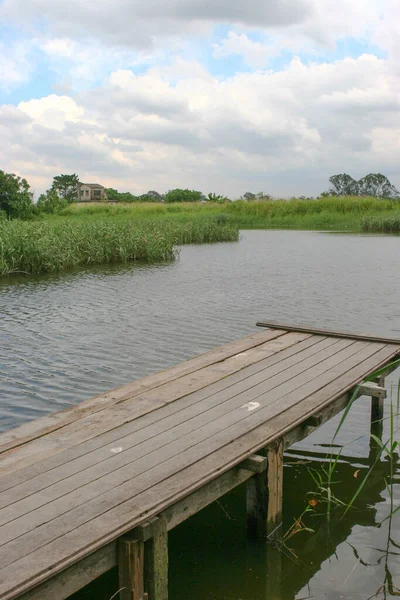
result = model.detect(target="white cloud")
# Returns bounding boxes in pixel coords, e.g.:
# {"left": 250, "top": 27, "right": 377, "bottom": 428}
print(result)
{"left": 0, "top": 52, "right": 399, "bottom": 198}
{"left": 0, "top": 40, "right": 34, "bottom": 90}
{"left": 18, "top": 95, "right": 84, "bottom": 130}
{"left": 1, "top": 0, "right": 314, "bottom": 48}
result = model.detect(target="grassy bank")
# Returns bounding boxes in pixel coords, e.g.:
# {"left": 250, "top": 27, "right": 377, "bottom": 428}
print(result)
{"left": 0, "top": 216, "right": 238, "bottom": 275}
{"left": 2, "top": 195, "right": 398, "bottom": 275}
{"left": 63, "top": 196, "right": 400, "bottom": 230}
{"left": 225, "top": 196, "right": 400, "bottom": 229}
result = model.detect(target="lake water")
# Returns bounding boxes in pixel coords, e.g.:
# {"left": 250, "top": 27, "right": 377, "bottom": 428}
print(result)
{"left": 0, "top": 230, "right": 399, "bottom": 599}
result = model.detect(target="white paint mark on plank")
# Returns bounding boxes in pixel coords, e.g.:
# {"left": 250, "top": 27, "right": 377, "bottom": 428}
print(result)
{"left": 242, "top": 402, "right": 260, "bottom": 412}
{"left": 110, "top": 447, "right": 123, "bottom": 454}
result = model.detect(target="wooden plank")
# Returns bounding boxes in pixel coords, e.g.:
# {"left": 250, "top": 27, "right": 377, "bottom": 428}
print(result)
{"left": 144, "top": 518, "right": 168, "bottom": 600}
{"left": 0, "top": 343, "right": 387, "bottom": 567}
{"left": 17, "top": 544, "right": 116, "bottom": 600}
{"left": 283, "top": 392, "right": 351, "bottom": 449}
{"left": 0, "top": 329, "right": 287, "bottom": 455}
{"left": 0, "top": 341, "right": 370, "bottom": 544}
{"left": 0, "top": 335, "right": 330, "bottom": 515}
{"left": 0, "top": 332, "right": 316, "bottom": 492}
{"left": 0, "top": 339, "right": 354, "bottom": 537}
{"left": 0, "top": 343, "right": 397, "bottom": 600}
{"left": 358, "top": 382, "right": 386, "bottom": 399}
{"left": 241, "top": 455, "right": 268, "bottom": 474}
{"left": 118, "top": 538, "right": 144, "bottom": 600}
{"left": 0, "top": 331, "right": 299, "bottom": 477}
{"left": 0, "top": 332, "right": 315, "bottom": 494}
{"left": 162, "top": 464, "right": 253, "bottom": 531}
{"left": 1, "top": 347, "right": 398, "bottom": 597}
{"left": 256, "top": 320, "right": 400, "bottom": 345}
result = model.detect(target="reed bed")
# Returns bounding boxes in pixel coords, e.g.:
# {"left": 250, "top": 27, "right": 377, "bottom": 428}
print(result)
{"left": 0, "top": 216, "right": 238, "bottom": 275}
{"left": 361, "top": 214, "right": 400, "bottom": 233}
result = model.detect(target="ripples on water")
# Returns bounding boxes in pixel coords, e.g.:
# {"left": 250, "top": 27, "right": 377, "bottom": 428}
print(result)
{"left": 2, "top": 230, "right": 400, "bottom": 431}
{"left": 1, "top": 230, "right": 399, "bottom": 599}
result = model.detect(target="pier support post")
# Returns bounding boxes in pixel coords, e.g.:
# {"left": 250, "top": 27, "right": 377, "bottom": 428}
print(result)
{"left": 144, "top": 517, "right": 168, "bottom": 600}
{"left": 118, "top": 537, "right": 145, "bottom": 600}
{"left": 246, "top": 440, "right": 283, "bottom": 540}
{"left": 370, "top": 381, "right": 385, "bottom": 460}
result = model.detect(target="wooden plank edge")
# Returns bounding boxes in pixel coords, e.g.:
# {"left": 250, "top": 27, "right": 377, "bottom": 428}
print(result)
{"left": 256, "top": 320, "right": 400, "bottom": 346}
{"left": 16, "top": 543, "right": 116, "bottom": 600}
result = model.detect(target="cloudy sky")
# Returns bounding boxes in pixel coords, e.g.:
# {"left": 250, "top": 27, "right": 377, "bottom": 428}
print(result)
{"left": 0, "top": 0, "right": 399, "bottom": 198}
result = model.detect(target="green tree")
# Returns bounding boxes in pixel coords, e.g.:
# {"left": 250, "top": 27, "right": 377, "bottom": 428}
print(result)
{"left": 164, "top": 188, "right": 203, "bottom": 203}
{"left": 328, "top": 174, "right": 359, "bottom": 196}
{"left": 105, "top": 188, "right": 143, "bottom": 202}
{"left": 104, "top": 187, "right": 120, "bottom": 201}
{"left": 144, "top": 190, "right": 164, "bottom": 202}
{"left": 358, "top": 173, "right": 399, "bottom": 199}
{"left": 51, "top": 173, "right": 79, "bottom": 203}
{"left": 0, "top": 171, "right": 34, "bottom": 218}
{"left": 119, "top": 192, "right": 139, "bottom": 202}
{"left": 37, "top": 189, "right": 68, "bottom": 214}
{"left": 324, "top": 172, "right": 399, "bottom": 199}
{"left": 242, "top": 192, "right": 256, "bottom": 201}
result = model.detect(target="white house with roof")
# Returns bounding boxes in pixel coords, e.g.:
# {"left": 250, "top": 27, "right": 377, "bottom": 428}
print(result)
{"left": 77, "top": 183, "right": 108, "bottom": 202}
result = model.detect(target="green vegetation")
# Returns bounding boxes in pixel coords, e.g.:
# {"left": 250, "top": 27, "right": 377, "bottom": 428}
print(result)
{"left": 51, "top": 173, "right": 79, "bottom": 203}
{"left": 37, "top": 189, "right": 69, "bottom": 214}
{"left": 61, "top": 196, "right": 400, "bottom": 231}
{"left": 0, "top": 214, "right": 238, "bottom": 275}
{"left": 225, "top": 196, "right": 400, "bottom": 229}
{"left": 0, "top": 171, "right": 34, "bottom": 219}
{"left": 104, "top": 188, "right": 161, "bottom": 203}
{"left": 164, "top": 188, "right": 203, "bottom": 203}
{"left": 63, "top": 195, "right": 400, "bottom": 229}
{"left": 207, "top": 193, "right": 230, "bottom": 203}
{"left": 2, "top": 179, "right": 400, "bottom": 276}
{"left": 324, "top": 172, "right": 399, "bottom": 199}
{"left": 361, "top": 214, "right": 400, "bottom": 233}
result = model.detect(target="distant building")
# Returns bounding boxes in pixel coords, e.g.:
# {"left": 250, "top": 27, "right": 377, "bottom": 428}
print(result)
{"left": 77, "top": 183, "right": 107, "bottom": 202}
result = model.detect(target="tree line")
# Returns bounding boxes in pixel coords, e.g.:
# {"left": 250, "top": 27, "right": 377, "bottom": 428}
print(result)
{"left": 0, "top": 170, "right": 398, "bottom": 219}
{"left": 0, "top": 172, "right": 231, "bottom": 218}
{"left": 322, "top": 173, "right": 399, "bottom": 199}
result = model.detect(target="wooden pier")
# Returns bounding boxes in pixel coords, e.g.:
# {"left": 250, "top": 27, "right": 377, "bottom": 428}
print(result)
{"left": 0, "top": 323, "right": 399, "bottom": 600}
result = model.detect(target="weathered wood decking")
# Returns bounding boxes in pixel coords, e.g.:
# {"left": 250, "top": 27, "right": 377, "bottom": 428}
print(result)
{"left": 0, "top": 324, "right": 399, "bottom": 600}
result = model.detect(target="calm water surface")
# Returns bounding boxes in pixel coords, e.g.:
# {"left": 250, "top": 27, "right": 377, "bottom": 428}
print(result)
{"left": 0, "top": 230, "right": 399, "bottom": 599}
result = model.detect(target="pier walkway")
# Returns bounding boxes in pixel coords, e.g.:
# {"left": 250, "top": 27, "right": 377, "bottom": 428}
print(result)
{"left": 0, "top": 323, "right": 399, "bottom": 600}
